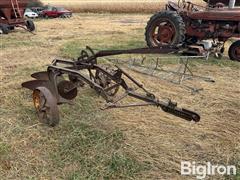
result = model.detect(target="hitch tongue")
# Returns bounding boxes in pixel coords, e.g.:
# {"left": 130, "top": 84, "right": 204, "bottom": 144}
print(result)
{"left": 160, "top": 101, "right": 200, "bottom": 122}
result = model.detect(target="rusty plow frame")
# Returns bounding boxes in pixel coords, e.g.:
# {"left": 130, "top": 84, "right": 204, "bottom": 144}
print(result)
{"left": 22, "top": 46, "right": 200, "bottom": 127}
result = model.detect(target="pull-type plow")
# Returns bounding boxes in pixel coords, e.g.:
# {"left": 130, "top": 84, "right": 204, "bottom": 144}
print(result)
{"left": 22, "top": 46, "right": 200, "bottom": 127}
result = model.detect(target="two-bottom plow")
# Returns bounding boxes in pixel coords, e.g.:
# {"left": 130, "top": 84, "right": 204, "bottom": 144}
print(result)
{"left": 22, "top": 46, "right": 200, "bottom": 126}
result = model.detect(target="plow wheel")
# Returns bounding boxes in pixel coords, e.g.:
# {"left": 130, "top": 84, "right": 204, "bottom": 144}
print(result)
{"left": 145, "top": 11, "right": 185, "bottom": 47}
{"left": 228, "top": 40, "right": 240, "bottom": 62}
{"left": 32, "top": 87, "right": 59, "bottom": 127}
{"left": 95, "top": 68, "right": 120, "bottom": 97}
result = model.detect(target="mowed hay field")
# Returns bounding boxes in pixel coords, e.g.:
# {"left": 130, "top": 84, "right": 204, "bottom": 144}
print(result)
{"left": 0, "top": 13, "right": 240, "bottom": 179}
{"left": 41, "top": 0, "right": 205, "bottom": 13}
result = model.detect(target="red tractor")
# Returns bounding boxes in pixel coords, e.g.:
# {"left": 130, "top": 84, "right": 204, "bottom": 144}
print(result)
{"left": 145, "top": 0, "right": 240, "bottom": 61}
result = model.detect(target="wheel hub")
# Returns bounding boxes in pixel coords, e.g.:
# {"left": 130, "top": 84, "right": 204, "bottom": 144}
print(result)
{"left": 33, "top": 90, "right": 41, "bottom": 110}
{"left": 151, "top": 20, "right": 176, "bottom": 45}
{"left": 32, "top": 87, "right": 60, "bottom": 127}
{"left": 158, "top": 25, "right": 174, "bottom": 43}
{"left": 234, "top": 47, "right": 240, "bottom": 58}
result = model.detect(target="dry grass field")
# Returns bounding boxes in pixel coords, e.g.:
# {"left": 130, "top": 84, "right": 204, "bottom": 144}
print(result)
{"left": 40, "top": 0, "right": 205, "bottom": 13}
{"left": 0, "top": 13, "right": 240, "bottom": 179}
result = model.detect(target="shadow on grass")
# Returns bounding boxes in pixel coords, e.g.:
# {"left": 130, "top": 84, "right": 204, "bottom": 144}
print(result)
{"left": 52, "top": 89, "right": 148, "bottom": 179}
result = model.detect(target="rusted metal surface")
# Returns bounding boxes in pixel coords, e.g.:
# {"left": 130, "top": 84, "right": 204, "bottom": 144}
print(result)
{"left": 145, "top": 0, "right": 240, "bottom": 61}
{"left": 32, "top": 87, "right": 60, "bottom": 127}
{"left": 0, "top": 0, "right": 27, "bottom": 21}
{"left": 203, "top": 0, "right": 240, "bottom": 6}
{"left": 0, "top": 0, "right": 29, "bottom": 8}
{"left": 0, "top": 0, "right": 35, "bottom": 33}
{"left": 234, "top": 47, "right": 240, "bottom": 58}
{"left": 22, "top": 46, "right": 201, "bottom": 127}
{"left": 188, "top": 10, "right": 240, "bottom": 21}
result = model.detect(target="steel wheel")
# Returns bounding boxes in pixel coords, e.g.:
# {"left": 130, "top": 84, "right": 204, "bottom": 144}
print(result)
{"left": 95, "top": 68, "right": 119, "bottom": 97}
{"left": 32, "top": 87, "right": 59, "bottom": 127}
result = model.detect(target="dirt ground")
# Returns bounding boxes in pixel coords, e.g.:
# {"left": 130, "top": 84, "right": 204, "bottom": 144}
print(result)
{"left": 0, "top": 14, "right": 240, "bottom": 179}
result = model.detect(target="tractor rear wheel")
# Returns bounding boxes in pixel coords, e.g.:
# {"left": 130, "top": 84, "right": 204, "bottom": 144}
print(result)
{"left": 0, "top": 24, "right": 9, "bottom": 34}
{"left": 145, "top": 11, "right": 185, "bottom": 47}
{"left": 228, "top": 40, "right": 240, "bottom": 62}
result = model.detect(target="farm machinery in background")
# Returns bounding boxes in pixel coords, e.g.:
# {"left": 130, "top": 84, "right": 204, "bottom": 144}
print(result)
{"left": 0, "top": 0, "right": 36, "bottom": 34}
{"left": 40, "top": 6, "right": 72, "bottom": 18}
{"left": 24, "top": 6, "right": 73, "bottom": 19}
{"left": 22, "top": 46, "right": 200, "bottom": 127}
{"left": 145, "top": 0, "right": 240, "bottom": 61}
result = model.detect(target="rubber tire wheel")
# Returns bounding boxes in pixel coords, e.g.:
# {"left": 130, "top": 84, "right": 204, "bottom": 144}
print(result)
{"left": 228, "top": 40, "right": 240, "bottom": 62}
{"left": 0, "top": 24, "right": 9, "bottom": 34}
{"left": 145, "top": 11, "right": 185, "bottom": 47}
{"left": 26, "top": 20, "right": 35, "bottom": 32}
{"left": 60, "top": 14, "right": 66, "bottom": 18}
{"left": 8, "top": 26, "right": 15, "bottom": 30}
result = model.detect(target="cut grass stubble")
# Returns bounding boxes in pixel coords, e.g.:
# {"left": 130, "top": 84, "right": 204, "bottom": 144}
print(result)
{"left": 1, "top": 13, "right": 240, "bottom": 179}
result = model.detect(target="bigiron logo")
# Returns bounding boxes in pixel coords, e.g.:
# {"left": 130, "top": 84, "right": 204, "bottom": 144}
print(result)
{"left": 181, "top": 161, "right": 237, "bottom": 179}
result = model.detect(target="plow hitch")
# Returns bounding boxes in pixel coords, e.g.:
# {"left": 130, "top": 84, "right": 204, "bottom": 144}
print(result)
{"left": 22, "top": 46, "right": 200, "bottom": 127}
